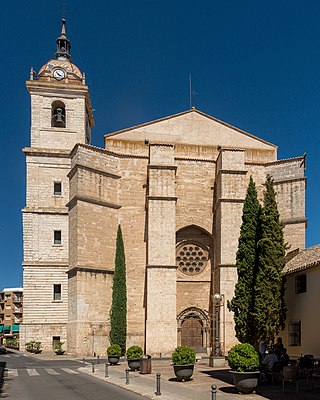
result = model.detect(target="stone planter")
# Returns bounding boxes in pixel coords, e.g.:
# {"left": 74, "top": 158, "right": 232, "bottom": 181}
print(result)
{"left": 127, "top": 358, "right": 140, "bottom": 371}
{"left": 54, "top": 350, "right": 65, "bottom": 355}
{"left": 108, "top": 355, "right": 120, "bottom": 365}
{"left": 173, "top": 364, "right": 194, "bottom": 381}
{"left": 231, "top": 371, "right": 260, "bottom": 394}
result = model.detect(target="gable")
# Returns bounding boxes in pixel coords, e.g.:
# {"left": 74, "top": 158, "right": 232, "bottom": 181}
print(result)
{"left": 105, "top": 109, "right": 277, "bottom": 152}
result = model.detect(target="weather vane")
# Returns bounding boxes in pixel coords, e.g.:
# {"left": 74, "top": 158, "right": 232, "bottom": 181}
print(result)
{"left": 189, "top": 74, "right": 197, "bottom": 109}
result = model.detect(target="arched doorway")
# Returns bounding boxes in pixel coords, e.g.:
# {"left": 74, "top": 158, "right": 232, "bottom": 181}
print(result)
{"left": 177, "top": 307, "right": 210, "bottom": 351}
{"left": 181, "top": 317, "right": 203, "bottom": 348}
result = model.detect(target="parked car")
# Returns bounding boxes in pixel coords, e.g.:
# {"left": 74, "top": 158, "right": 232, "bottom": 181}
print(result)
{"left": 0, "top": 345, "right": 7, "bottom": 354}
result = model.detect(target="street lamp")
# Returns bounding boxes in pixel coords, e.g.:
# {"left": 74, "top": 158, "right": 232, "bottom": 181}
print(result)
{"left": 212, "top": 293, "right": 225, "bottom": 356}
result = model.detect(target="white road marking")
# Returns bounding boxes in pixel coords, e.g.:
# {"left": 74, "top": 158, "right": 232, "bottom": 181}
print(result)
{"left": 61, "top": 368, "right": 79, "bottom": 374}
{"left": 27, "top": 369, "right": 40, "bottom": 376}
{"left": 45, "top": 368, "right": 60, "bottom": 375}
{"left": 8, "top": 369, "right": 18, "bottom": 376}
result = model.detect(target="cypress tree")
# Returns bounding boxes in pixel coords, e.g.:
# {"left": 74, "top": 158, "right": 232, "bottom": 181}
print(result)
{"left": 110, "top": 225, "right": 127, "bottom": 353}
{"left": 227, "top": 176, "right": 261, "bottom": 345}
{"left": 254, "top": 175, "right": 286, "bottom": 344}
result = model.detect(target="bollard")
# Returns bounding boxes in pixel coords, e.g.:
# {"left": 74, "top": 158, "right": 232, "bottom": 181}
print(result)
{"left": 83, "top": 357, "right": 85, "bottom": 366}
{"left": 105, "top": 362, "right": 109, "bottom": 378}
{"left": 97, "top": 355, "right": 100, "bottom": 364}
{"left": 211, "top": 384, "right": 217, "bottom": 400}
{"left": 125, "top": 368, "right": 130, "bottom": 384}
{"left": 155, "top": 372, "right": 161, "bottom": 396}
{"left": 159, "top": 352, "right": 162, "bottom": 360}
{"left": 92, "top": 361, "right": 95, "bottom": 373}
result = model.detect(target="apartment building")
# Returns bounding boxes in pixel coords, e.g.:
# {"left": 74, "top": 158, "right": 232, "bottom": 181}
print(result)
{"left": 0, "top": 288, "right": 23, "bottom": 342}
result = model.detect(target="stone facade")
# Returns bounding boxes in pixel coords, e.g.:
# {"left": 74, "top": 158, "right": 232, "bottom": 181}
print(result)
{"left": 22, "top": 27, "right": 306, "bottom": 357}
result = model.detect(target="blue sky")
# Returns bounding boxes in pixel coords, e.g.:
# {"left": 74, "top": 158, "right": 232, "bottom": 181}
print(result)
{"left": 1, "top": 0, "right": 319, "bottom": 289}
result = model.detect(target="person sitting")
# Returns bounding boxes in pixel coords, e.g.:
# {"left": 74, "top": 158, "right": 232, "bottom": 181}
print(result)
{"left": 279, "top": 348, "right": 290, "bottom": 369}
{"left": 274, "top": 337, "right": 284, "bottom": 359}
{"left": 262, "top": 349, "right": 279, "bottom": 371}
{"left": 261, "top": 349, "right": 279, "bottom": 381}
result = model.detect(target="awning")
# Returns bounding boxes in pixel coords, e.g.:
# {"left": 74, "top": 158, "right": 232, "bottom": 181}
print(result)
{"left": 11, "top": 324, "right": 20, "bottom": 333}
{"left": 3, "top": 326, "right": 10, "bottom": 332}
{"left": 0, "top": 325, "right": 3, "bottom": 333}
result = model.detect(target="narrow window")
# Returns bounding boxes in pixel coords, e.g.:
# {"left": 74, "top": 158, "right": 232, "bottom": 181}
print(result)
{"left": 288, "top": 321, "right": 301, "bottom": 346}
{"left": 54, "top": 182, "right": 62, "bottom": 195}
{"left": 54, "top": 230, "right": 62, "bottom": 245}
{"left": 53, "top": 284, "right": 61, "bottom": 301}
{"left": 295, "top": 274, "right": 307, "bottom": 293}
{"left": 51, "top": 101, "right": 66, "bottom": 128}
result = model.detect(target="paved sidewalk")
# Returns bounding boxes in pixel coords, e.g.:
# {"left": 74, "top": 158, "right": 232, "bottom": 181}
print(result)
{"left": 79, "top": 357, "right": 320, "bottom": 400}
{"left": 16, "top": 350, "right": 320, "bottom": 399}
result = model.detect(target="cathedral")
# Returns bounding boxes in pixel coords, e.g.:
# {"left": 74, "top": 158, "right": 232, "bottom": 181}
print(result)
{"left": 21, "top": 20, "right": 306, "bottom": 356}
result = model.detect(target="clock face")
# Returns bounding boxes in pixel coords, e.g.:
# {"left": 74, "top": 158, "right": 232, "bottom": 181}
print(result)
{"left": 53, "top": 69, "right": 65, "bottom": 80}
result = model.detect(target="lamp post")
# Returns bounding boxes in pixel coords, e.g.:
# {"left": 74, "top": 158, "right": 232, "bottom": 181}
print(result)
{"left": 212, "top": 293, "right": 225, "bottom": 356}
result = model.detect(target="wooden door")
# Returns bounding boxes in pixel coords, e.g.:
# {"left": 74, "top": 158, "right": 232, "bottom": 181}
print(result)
{"left": 181, "top": 319, "right": 202, "bottom": 348}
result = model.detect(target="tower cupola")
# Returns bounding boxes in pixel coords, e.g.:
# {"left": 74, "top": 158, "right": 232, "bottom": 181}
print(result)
{"left": 55, "top": 18, "right": 71, "bottom": 60}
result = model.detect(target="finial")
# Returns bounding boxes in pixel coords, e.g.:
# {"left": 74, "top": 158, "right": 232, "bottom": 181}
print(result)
{"left": 61, "top": 18, "right": 67, "bottom": 36}
{"left": 30, "top": 67, "right": 35, "bottom": 80}
{"left": 55, "top": 18, "right": 71, "bottom": 60}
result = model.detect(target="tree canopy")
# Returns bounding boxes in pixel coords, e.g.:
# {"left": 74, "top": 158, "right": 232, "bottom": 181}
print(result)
{"left": 228, "top": 175, "right": 286, "bottom": 348}
{"left": 110, "top": 224, "right": 127, "bottom": 354}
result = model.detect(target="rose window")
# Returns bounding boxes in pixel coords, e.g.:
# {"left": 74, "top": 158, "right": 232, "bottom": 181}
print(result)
{"left": 176, "top": 244, "right": 209, "bottom": 276}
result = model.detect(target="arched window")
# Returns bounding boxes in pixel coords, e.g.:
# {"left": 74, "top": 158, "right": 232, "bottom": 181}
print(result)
{"left": 51, "top": 100, "right": 66, "bottom": 128}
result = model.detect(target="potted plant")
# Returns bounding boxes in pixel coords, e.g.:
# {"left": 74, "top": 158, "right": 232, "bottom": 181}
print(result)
{"left": 126, "top": 345, "right": 143, "bottom": 371}
{"left": 33, "top": 341, "right": 42, "bottom": 354}
{"left": 172, "top": 346, "right": 196, "bottom": 381}
{"left": 107, "top": 344, "right": 122, "bottom": 365}
{"left": 54, "top": 341, "right": 65, "bottom": 355}
{"left": 227, "top": 343, "right": 260, "bottom": 394}
{"left": 25, "top": 341, "right": 33, "bottom": 353}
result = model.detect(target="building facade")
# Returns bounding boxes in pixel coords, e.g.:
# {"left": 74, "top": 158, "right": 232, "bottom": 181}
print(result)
{"left": 282, "top": 245, "right": 320, "bottom": 357}
{"left": 21, "top": 20, "right": 307, "bottom": 356}
{"left": 0, "top": 288, "right": 23, "bottom": 342}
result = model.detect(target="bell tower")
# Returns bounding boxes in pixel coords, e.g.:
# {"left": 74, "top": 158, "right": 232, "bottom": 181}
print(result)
{"left": 21, "top": 19, "right": 94, "bottom": 352}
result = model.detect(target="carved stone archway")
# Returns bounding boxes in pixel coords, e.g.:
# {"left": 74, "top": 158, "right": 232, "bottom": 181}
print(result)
{"left": 177, "top": 307, "right": 210, "bottom": 351}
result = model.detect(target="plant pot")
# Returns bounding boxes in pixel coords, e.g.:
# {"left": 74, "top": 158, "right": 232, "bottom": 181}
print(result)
{"left": 34, "top": 349, "right": 42, "bottom": 354}
{"left": 55, "top": 350, "right": 65, "bottom": 355}
{"left": 231, "top": 371, "right": 260, "bottom": 394}
{"left": 173, "top": 364, "right": 194, "bottom": 381}
{"left": 127, "top": 358, "right": 140, "bottom": 371}
{"left": 108, "top": 355, "right": 120, "bottom": 365}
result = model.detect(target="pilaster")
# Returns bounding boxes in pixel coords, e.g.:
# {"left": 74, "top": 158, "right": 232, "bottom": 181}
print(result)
{"left": 146, "top": 143, "right": 177, "bottom": 355}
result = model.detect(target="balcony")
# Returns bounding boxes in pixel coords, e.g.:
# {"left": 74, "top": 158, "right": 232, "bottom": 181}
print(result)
{"left": 13, "top": 297, "right": 23, "bottom": 303}
{"left": 13, "top": 309, "right": 22, "bottom": 314}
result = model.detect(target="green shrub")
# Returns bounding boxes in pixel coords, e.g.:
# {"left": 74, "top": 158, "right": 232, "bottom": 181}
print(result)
{"left": 107, "top": 344, "right": 122, "bottom": 356}
{"left": 172, "top": 346, "right": 196, "bottom": 365}
{"left": 34, "top": 341, "right": 42, "bottom": 351}
{"left": 54, "top": 341, "right": 64, "bottom": 351}
{"left": 227, "top": 343, "right": 260, "bottom": 372}
{"left": 126, "top": 345, "right": 143, "bottom": 359}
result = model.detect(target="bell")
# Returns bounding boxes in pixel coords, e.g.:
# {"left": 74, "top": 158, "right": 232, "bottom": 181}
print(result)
{"left": 54, "top": 108, "right": 64, "bottom": 123}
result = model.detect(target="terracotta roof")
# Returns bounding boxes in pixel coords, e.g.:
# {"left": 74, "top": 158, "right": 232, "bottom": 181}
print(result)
{"left": 284, "top": 244, "right": 320, "bottom": 275}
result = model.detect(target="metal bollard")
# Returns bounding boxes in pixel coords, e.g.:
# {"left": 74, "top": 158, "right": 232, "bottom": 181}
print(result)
{"left": 155, "top": 372, "right": 161, "bottom": 395}
{"left": 125, "top": 368, "right": 130, "bottom": 384}
{"left": 92, "top": 361, "right": 95, "bottom": 373}
{"left": 105, "top": 362, "right": 109, "bottom": 378}
{"left": 211, "top": 384, "right": 217, "bottom": 400}
{"left": 97, "top": 355, "right": 100, "bottom": 364}
{"left": 83, "top": 357, "right": 85, "bottom": 366}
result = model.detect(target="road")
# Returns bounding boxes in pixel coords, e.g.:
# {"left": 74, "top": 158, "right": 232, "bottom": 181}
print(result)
{"left": 0, "top": 351, "right": 146, "bottom": 400}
